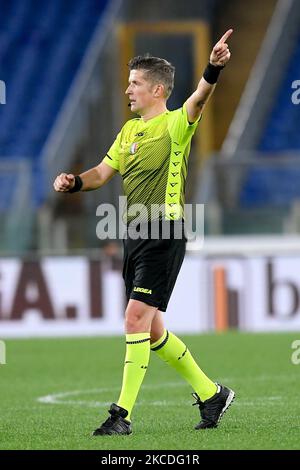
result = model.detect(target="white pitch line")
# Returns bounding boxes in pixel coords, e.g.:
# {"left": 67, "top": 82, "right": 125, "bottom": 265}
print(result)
{"left": 37, "top": 378, "right": 283, "bottom": 409}
{"left": 37, "top": 382, "right": 187, "bottom": 406}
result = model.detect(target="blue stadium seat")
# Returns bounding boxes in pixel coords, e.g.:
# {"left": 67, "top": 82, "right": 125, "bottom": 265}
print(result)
{"left": 240, "top": 167, "right": 300, "bottom": 208}
{"left": 240, "top": 33, "right": 300, "bottom": 207}
{"left": 0, "top": 0, "right": 109, "bottom": 207}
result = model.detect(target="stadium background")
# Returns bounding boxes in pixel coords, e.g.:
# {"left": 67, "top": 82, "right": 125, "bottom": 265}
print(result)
{"left": 0, "top": 0, "right": 300, "bottom": 450}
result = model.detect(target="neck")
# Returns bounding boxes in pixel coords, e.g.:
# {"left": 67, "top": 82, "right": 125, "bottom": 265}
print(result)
{"left": 140, "top": 103, "right": 167, "bottom": 122}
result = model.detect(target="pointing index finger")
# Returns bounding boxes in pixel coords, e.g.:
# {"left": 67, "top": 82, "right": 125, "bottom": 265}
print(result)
{"left": 219, "top": 29, "right": 233, "bottom": 44}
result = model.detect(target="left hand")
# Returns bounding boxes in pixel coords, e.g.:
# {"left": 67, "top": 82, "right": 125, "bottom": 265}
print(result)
{"left": 210, "top": 29, "right": 233, "bottom": 67}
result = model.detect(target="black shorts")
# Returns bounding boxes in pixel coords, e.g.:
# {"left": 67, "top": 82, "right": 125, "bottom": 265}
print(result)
{"left": 122, "top": 220, "right": 186, "bottom": 312}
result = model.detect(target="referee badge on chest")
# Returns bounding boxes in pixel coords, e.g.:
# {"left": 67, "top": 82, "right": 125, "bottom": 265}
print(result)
{"left": 130, "top": 142, "right": 139, "bottom": 155}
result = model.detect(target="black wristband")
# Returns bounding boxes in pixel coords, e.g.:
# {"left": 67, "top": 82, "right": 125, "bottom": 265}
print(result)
{"left": 68, "top": 175, "right": 83, "bottom": 193}
{"left": 203, "top": 62, "right": 225, "bottom": 85}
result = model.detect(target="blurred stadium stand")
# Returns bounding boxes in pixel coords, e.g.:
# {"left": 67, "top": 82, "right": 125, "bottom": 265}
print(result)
{"left": 0, "top": 159, "right": 32, "bottom": 251}
{"left": 0, "top": 0, "right": 115, "bottom": 251}
{"left": 259, "top": 32, "right": 300, "bottom": 153}
{"left": 198, "top": 0, "right": 300, "bottom": 235}
{"left": 0, "top": 0, "right": 218, "bottom": 253}
{"left": 239, "top": 24, "right": 300, "bottom": 212}
{"left": 0, "top": 0, "right": 109, "bottom": 191}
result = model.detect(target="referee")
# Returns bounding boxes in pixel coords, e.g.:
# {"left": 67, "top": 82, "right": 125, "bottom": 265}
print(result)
{"left": 54, "top": 29, "right": 235, "bottom": 435}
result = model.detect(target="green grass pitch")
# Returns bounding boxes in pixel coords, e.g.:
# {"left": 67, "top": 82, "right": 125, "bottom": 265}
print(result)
{"left": 0, "top": 332, "right": 299, "bottom": 450}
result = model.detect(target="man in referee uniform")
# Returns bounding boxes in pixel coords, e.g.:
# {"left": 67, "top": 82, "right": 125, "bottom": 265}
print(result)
{"left": 54, "top": 29, "right": 235, "bottom": 435}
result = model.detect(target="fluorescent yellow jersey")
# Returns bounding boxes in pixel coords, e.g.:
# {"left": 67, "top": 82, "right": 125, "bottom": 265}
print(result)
{"left": 103, "top": 103, "right": 200, "bottom": 223}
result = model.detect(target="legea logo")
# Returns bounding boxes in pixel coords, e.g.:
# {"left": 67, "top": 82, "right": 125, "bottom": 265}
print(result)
{"left": 0, "top": 80, "right": 6, "bottom": 104}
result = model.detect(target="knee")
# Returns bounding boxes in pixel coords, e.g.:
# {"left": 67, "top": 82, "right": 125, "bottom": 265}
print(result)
{"left": 125, "top": 303, "right": 145, "bottom": 332}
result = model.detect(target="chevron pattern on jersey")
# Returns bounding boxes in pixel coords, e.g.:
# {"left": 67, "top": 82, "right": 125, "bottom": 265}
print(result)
{"left": 103, "top": 106, "right": 200, "bottom": 223}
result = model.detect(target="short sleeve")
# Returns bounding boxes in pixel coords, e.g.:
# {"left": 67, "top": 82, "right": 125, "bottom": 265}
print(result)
{"left": 167, "top": 102, "right": 201, "bottom": 146}
{"left": 103, "top": 131, "right": 122, "bottom": 172}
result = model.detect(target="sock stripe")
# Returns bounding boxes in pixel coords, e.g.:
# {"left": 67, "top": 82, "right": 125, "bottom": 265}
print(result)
{"left": 126, "top": 337, "right": 150, "bottom": 345}
{"left": 151, "top": 330, "right": 169, "bottom": 351}
{"left": 178, "top": 346, "right": 187, "bottom": 360}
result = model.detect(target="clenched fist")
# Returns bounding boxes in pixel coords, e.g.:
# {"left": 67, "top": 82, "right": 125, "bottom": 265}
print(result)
{"left": 53, "top": 173, "right": 75, "bottom": 192}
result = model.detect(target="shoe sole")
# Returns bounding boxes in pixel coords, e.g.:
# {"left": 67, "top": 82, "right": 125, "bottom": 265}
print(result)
{"left": 93, "top": 432, "right": 132, "bottom": 436}
{"left": 217, "top": 389, "right": 235, "bottom": 426}
{"left": 92, "top": 429, "right": 132, "bottom": 436}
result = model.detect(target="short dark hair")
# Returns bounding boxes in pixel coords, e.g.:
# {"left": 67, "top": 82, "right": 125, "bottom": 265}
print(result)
{"left": 128, "top": 54, "right": 175, "bottom": 99}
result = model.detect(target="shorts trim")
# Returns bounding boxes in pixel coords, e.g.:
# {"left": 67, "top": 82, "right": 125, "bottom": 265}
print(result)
{"left": 129, "top": 292, "right": 166, "bottom": 312}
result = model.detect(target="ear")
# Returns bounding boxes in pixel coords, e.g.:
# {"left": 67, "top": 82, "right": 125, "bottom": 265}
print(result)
{"left": 153, "top": 84, "right": 164, "bottom": 98}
